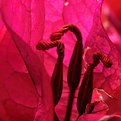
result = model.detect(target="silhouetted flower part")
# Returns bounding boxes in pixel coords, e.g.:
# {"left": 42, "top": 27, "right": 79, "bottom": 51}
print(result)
{"left": 36, "top": 40, "right": 64, "bottom": 121}
{"left": 51, "top": 24, "right": 83, "bottom": 91}
{"left": 65, "top": 25, "right": 83, "bottom": 121}
{"left": 50, "top": 24, "right": 83, "bottom": 121}
{"left": 77, "top": 52, "right": 112, "bottom": 116}
{"left": 36, "top": 40, "right": 64, "bottom": 106}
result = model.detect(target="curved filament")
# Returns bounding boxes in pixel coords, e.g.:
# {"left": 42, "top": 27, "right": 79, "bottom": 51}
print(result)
{"left": 36, "top": 40, "right": 64, "bottom": 106}
{"left": 77, "top": 52, "right": 112, "bottom": 116}
{"left": 50, "top": 24, "right": 83, "bottom": 121}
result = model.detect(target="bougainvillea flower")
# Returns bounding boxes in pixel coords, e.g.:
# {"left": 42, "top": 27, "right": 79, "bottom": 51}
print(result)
{"left": 0, "top": 0, "right": 121, "bottom": 121}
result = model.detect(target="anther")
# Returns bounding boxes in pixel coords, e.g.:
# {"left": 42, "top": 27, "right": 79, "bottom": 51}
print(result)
{"left": 36, "top": 41, "right": 64, "bottom": 61}
{"left": 50, "top": 24, "right": 82, "bottom": 42}
{"left": 36, "top": 41, "right": 58, "bottom": 50}
{"left": 77, "top": 52, "right": 112, "bottom": 116}
{"left": 93, "top": 52, "right": 113, "bottom": 68}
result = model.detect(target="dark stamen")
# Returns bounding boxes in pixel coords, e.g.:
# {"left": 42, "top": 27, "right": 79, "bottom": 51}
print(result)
{"left": 63, "top": 25, "right": 83, "bottom": 121}
{"left": 50, "top": 24, "right": 83, "bottom": 121}
{"left": 36, "top": 40, "right": 64, "bottom": 121}
{"left": 77, "top": 52, "right": 112, "bottom": 116}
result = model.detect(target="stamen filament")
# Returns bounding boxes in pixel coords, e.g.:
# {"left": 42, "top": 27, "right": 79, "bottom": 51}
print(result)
{"left": 36, "top": 40, "right": 64, "bottom": 121}
{"left": 77, "top": 52, "right": 112, "bottom": 116}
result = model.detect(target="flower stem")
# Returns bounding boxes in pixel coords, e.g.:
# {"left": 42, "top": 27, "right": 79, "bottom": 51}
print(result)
{"left": 64, "top": 91, "right": 75, "bottom": 121}
{"left": 54, "top": 112, "right": 59, "bottom": 121}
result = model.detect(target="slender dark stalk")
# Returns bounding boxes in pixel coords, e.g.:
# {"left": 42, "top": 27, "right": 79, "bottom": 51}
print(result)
{"left": 54, "top": 112, "right": 59, "bottom": 121}
{"left": 50, "top": 24, "right": 83, "bottom": 121}
{"left": 60, "top": 25, "right": 83, "bottom": 121}
{"left": 51, "top": 42, "right": 64, "bottom": 106}
{"left": 64, "top": 91, "right": 75, "bottom": 121}
{"left": 77, "top": 64, "right": 95, "bottom": 115}
{"left": 36, "top": 40, "right": 64, "bottom": 121}
{"left": 77, "top": 52, "right": 112, "bottom": 116}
